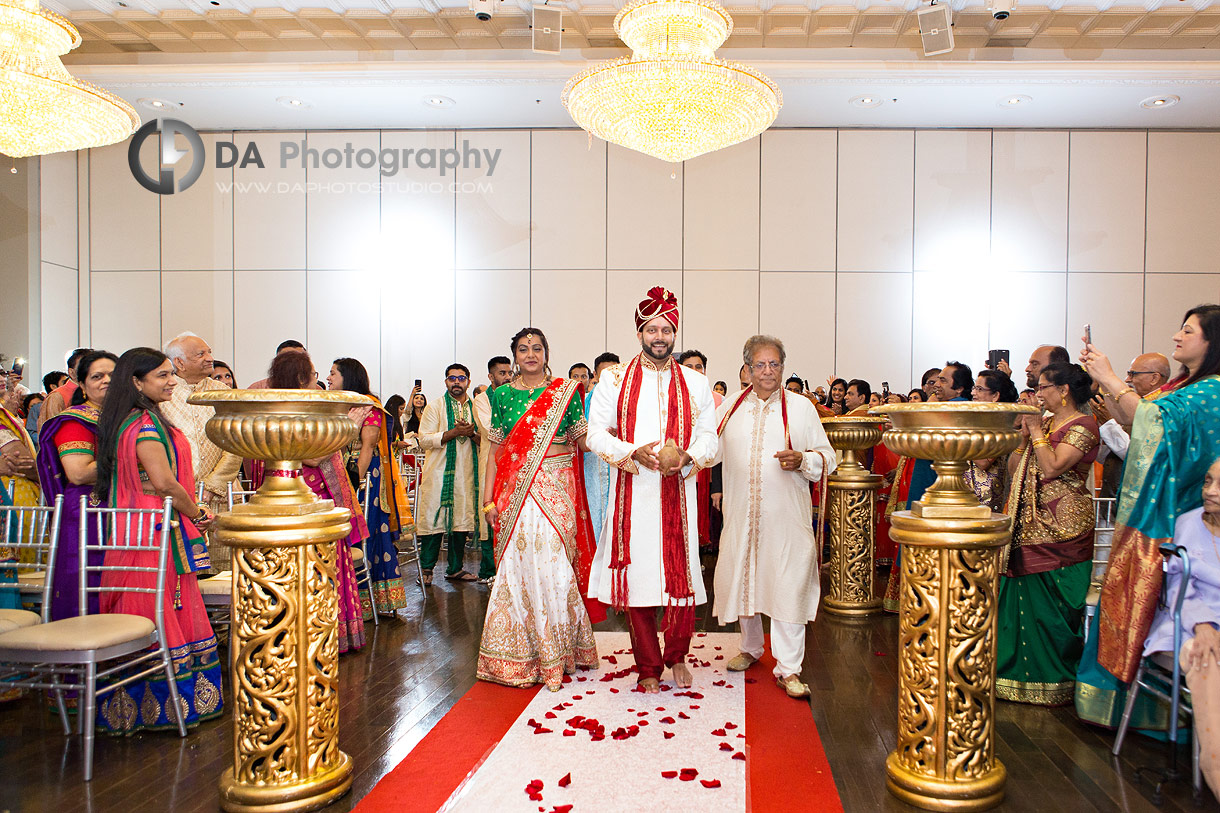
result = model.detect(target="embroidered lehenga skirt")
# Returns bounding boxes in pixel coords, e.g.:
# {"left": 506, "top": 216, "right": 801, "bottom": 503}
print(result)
{"left": 477, "top": 453, "right": 597, "bottom": 690}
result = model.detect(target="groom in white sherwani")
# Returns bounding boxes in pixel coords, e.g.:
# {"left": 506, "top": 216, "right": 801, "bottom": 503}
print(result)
{"left": 712, "top": 335, "right": 835, "bottom": 699}
{"left": 586, "top": 287, "right": 718, "bottom": 693}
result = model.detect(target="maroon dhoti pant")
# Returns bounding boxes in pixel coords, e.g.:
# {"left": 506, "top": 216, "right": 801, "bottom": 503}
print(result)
{"left": 627, "top": 606, "right": 692, "bottom": 682}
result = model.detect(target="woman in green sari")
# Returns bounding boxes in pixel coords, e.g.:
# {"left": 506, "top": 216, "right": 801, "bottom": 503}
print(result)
{"left": 1084, "top": 304, "right": 1220, "bottom": 685}
{"left": 1000, "top": 362, "right": 1099, "bottom": 705}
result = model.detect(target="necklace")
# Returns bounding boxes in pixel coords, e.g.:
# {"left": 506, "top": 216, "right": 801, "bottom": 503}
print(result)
{"left": 1047, "top": 410, "right": 1084, "bottom": 438}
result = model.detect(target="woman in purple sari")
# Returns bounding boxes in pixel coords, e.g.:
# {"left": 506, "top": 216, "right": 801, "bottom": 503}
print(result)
{"left": 36, "top": 351, "right": 117, "bottom": 620}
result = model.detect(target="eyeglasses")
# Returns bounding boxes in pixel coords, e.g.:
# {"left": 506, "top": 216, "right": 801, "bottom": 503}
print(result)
{"left": 445, "top": 375, "right": 469, "bottom": 383}
{"left": 1035, "top": 383, "right": 1057, "bottom": 392}
{"left": 971, "top": 385, "right": 993, "bottom": 394}
{"left": 1126, "top": 370, "right": 1158, "bottom": 377}
{"left": 750, "top": 361, "right": 783, "bottom": 372}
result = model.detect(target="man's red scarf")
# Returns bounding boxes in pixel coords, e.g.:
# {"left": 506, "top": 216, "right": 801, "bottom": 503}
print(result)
{"left": 610, "top": 354, "right": 696, "bottom": 636}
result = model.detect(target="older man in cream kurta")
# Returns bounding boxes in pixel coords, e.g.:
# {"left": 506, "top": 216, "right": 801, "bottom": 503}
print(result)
{"left": 713, "top": 335, "right": 835, "bottom": 698}
{"left": 587, "top": 286, "right": 717, "bottom": 691}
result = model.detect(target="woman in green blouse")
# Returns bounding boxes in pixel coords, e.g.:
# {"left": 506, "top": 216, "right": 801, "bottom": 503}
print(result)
{"left": 476, "top": 327, "right": 602, "bottom": 690}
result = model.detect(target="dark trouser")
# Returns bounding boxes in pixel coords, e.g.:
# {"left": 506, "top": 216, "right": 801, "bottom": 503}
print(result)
{"left": 419, "top": 531, "right": 468, "bottom": 576}
{"left": 627, "top": 606, "right": 692, "bottom": 682}
{"left": 478, "top": 532, "right": 496, "bottom": 579}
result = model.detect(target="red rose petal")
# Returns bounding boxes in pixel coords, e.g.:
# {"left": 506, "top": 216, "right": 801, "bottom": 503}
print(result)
{"left": 701, "top": 779, "right": 722, "bottom": 789}
{"left": 663, "top": 731, "right": 675, "bottom": 739}
{"left": 562, "top": 730, "right": 576, "bottom": 737}
{"left": 639, "top": 720, "right": 649, "bottom": 726}
{"left": 714, "top": 655, "right": 724, "bottom": 661}
{"left": 610, "top": 688, "right": 619, "bottom": 693}
{"left": 552, "top": 704, "right": 566, "bottom": 711}
{"left": 725, "top": 722, "right": 738, "bottom": 730}
{"left": 534, "top": 727, "right": 553, "bottom": 734}
{"left": 714, "top": 646, "right": 722, "bottom": 650}
{"left": 604, "top": 655, "right": 618, "bottom": 664}
{"left": 679, "top": 768, "right": 699, "bottom": 781}
{"left": 528, "top": 719, "right": 540, "bottom": 728}
{"left": 711, "top": 728, "right": 726, "bottom": 737}
{"left": 719, "top": 742, "right": 733, "bottom": 751}
{"left": 553, "top": 806, "right": 573, "bottom": 813}
{"left": 732, "top": 751, "right": 746, "bottom": 760}
{"left": 874, "top": 651, "right": 886, "bottom": 657}
{"left": 527, "top": 780, "right": 544, "bottom": 792}
{"left": 737, "top": 733, "right": 745, "bottom": 739}
{"left": 545, "top": 712, "right": 557, "bottom": 719}
{"left": 690, "top": 705, "right": 700, "bottom": 710}
{"left": 529, "top": 793, "right": 543, "bottom": 802}
{"left": 558, "top": 773, "right": 571, "bottom": 788}
{"left": 712, "top": 680, "right": 726, "bottom": 687}
{"left": 659, "top": 716, "right": 675, "bottom": 724}
{"left": 661, "top": 771, "right": 678, "bottom": 779}
{"left": 678, "top": 712, "right": 690, "bottom": 720}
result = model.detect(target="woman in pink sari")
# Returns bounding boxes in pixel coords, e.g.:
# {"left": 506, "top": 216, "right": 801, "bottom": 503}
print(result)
{"left": 92, "top": 348, "right": 222, "bottom": 734}
{"left": 251, "top": 350, "right": 369, "bottom": 653}
{"left": 479, "top": 328, "right": 602, "bottom": 691}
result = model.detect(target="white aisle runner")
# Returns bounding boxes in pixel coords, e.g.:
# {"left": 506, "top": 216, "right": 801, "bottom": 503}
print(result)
{"left": 444, "top": 631, "right": 748, "bottom": 813}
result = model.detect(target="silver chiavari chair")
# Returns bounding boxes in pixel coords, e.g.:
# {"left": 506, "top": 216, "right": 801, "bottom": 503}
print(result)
{"left": 0, "top": 495, "right": 61, "bottom": 632}
{"left": 4, "top": 477, "right": 49, "bottom": 609}
{"left": 0, "top": 496, "right": 186, "bottom": 781}
{"left": 394, "top": 452, "right": 428, "bottom": 601}
{"left": 352, "top": 474, "right": 379, "bottom": 625}
{"left": 1083, "top": 496, "right": 1118, "bottom": 645}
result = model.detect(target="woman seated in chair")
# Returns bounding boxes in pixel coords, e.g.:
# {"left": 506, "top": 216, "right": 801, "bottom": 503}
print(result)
{"left": 1143, "top": 455, "right": 1220, "bottom": 796}
{"left": 92, "top": 348, "right": 222, "bottom": 734}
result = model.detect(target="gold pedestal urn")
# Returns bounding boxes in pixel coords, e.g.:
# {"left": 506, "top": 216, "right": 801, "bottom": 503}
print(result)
{"left": 820, "top": 416, "right": 887, "bottom": 617}
{"left": 869, "top": 402, "right": 1038, "bottom": 812}
{"left": 188, "top": 389, "right": 369, "bottom": 813}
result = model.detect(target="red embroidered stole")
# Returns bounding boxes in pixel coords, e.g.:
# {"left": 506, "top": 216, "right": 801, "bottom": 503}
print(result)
{"left": 492, "top": 379, "right": 604, "bottom": 623}
{"left": 610, "top": 355, "right": 695, "bottom": 635}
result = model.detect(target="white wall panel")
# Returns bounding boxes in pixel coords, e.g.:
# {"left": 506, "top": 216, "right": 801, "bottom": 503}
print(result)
{"left": 530, "top": 269, "right": 607, "bottom": 377}
{"left": 89, "top": 140, "right": 159, "bottom": 272}
{"left": 531, "top": 132, "right": 606, "bottom": 270}
{"left": 837, "top": 131, "right": 914, "bottom": 273}
{"left": 307, "top": 268, "right": 382, "bottom": 394}
{"left": 991, "top": 131, "right": 1069, "bottom": 272}
{"left": 90, "top": 271, "right": 160, "bottom": 352}
{"left": 1146, "top": 133, "right": 1220, "bottom": 274}
{"left": 1068, "top": 132, "right": 1146, "bottom": 273}
{"left": 306, "top": 132, "right": 380, "bottom": 272}
{"left": 759, "top": 130, "right": 836, "bottom": 272}
{"left": 1144, "top": 274, "right": 1220, "bottom": 361}
{"left": 40, "top": 262, "right": 78, "bottom": 371}
{"left": 606, "top": 269, "right": 683, "bottom": 362}
{"left": 914, "top": 130, "right": 991, "bottom": 272}
{"left": 684, "top": 139, "right": 760, "bottom": 271}
{"left": 760, "top": 272, "right": 835, "bottom": 388}
{"left": 160, "top": 270, "right": 234, "bottom": 365}
{"left": 233, "top": 270, "right": 306, "bottom": 388}
{"left": 607, "top": 145, "right": 683, "bottom": 270}
{"left": 39, "top": 152, "right": 77, "bottom": 270}
{"left": 454, "top": 269, "right": 530, "bottom": 381}
{"left": 233, "top": 132, "right": 305, "bottom": 271}
{"left": 162, "top": 132, "right": 234, "bottom": 272}
{"left": 1067, "top": 273, "right": 1144, "bottom": 378}
{"left": 456, "top": 131, "right": 530, "bottom": 270}
{"left": 987, "top": 271, "right": 1068, "bottom": 371}
{"left": 836, "top": 272, "right": 912, "bottom": 388}
{"left": 912, "top": 271, "right": 990, "bottom": 377}
{"left": 682, "top": 270, "right": 759, "bottom": 386}
{"left": 381, "top": 266, "right": 455, "bottom": 403}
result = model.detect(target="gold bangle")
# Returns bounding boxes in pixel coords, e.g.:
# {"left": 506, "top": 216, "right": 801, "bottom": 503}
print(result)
{"left": 1116, "top": 387, "right": 1137, "bottom": 399}
{"left": 481, "top": 502, "right": 496, "bottom": 514}
{"left": 1032, "top": 438, "right": 1050, "bottom": 449}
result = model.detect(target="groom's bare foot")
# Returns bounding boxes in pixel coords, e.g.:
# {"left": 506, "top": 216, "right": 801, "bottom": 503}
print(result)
{"left": 671, "top": 662, "right": 693, "bottom": 688}
{"left": 640, "top": 677, "right": 661, "bottom": 693}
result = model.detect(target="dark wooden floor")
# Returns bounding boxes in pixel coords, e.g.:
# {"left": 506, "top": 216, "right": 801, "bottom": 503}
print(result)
{"left": 1, "top": 554, "right": 1215, "bottom": 813}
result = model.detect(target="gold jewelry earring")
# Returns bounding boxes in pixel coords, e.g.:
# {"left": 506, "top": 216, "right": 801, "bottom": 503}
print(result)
{"left": 1061, "top": 394, "right": 1067, "bottom": 407}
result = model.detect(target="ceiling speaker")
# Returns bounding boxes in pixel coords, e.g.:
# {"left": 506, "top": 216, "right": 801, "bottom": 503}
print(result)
{"left": 917, "top": 4, "right": 954, "bottom": 57}
{"left": 532, "top": 6, "right": 562, "bottom": 55}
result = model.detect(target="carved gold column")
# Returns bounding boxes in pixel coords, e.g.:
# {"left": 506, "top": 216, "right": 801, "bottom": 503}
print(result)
{"left": 189, "top": 389, "right": 367, "bottom": 813}
{"left": 820, "top": 416, "right": 886, "bottom": 617}
{"left": 870, "top": 402, "right": 1037, "bottom": 812}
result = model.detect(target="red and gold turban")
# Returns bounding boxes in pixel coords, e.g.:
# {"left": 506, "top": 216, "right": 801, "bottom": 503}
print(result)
{"left": 634, "top": 286, "right": 679, "bottom": 331}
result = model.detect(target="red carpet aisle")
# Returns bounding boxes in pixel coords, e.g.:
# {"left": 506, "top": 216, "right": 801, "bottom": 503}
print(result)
{"left": 355, "top": 631, "right": 841, "bottom": 813}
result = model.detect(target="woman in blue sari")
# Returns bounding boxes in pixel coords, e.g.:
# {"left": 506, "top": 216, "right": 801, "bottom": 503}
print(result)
{"left": 1082, "top": 304, "right": 1220, "bottom": 688}
{"left": 36, "top": 351, "right": 117, "bottom": 620}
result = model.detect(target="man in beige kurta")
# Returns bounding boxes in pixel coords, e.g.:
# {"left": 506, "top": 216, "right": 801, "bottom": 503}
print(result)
{"left": 160, "top": 332, "right": 243, "bottom": 572}
{"left": 712, "top": 335, "right": 835, "bottom": 698}
{"left": 416, "top": 364, "right": 480, "bottom": 582}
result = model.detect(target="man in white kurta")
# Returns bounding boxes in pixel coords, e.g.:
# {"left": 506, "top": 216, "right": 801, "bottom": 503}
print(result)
{"left": 587, "top": 287, "right": 717, "bottom": 691}
{"left": 713, "top": 335, "right": 835, "bottom": 699}
{"left": 472, "top": 355, "right": 512, "bottom": 582}
{"left": 416, "top": 364, "right": 480, "bottom": 582}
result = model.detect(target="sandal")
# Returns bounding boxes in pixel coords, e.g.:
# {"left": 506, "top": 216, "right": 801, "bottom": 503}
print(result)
{"left": 421, "top": 569, "right": 433, "bottom": 585}
{"left": 445, "top": 571, "right": 478, "bottom": 582}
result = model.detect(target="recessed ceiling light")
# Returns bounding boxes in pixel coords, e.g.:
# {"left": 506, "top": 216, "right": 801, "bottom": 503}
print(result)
{"left": 423, "top": 95, "right": 456, "bottom": 109}
{"left": 849, "top": 95, "right": 884, "bottom": 109}
{"left": 137, "top": 97, "right": 178, "bottom": 110}
{"left": 997, "top": 94, "right": 1032, "bottom": 108}
{"left": 276, "top": 96, "right": 312, "bottom": 109}
{"left": 1140, "top": 94, "right": 1179, "bottom": 110}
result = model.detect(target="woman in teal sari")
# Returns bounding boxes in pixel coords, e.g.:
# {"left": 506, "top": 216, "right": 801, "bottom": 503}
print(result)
{"left": 1084, "top": 304, "right": 1220, "bottom": 688}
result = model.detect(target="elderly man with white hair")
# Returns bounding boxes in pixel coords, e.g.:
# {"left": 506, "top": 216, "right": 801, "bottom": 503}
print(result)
{"left": 159, "top": 331, "right": 243, "bottom": 571}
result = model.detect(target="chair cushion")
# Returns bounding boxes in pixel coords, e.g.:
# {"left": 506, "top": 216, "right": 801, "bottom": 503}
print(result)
{"left": 17, "top": 571, "right": 45, "bottom": 586}
{"left": 0, "top": 614, "right": 155, "bottom": 652}
{"left": 351, "top": 547, "right": 364, "bottom": 564}
{"left": 0, "top": 608, "right": 40, "bottom": 633}
{"left": 199, "top": 574, "right": 232, "bottom": 596}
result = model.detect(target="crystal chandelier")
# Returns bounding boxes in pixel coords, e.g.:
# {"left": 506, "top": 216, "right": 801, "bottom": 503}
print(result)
{"left": 562, "top": 0, "right": 781, "bottom": 163}
{"left": 0, "top": 0, "right": 139, "bottom": 158}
